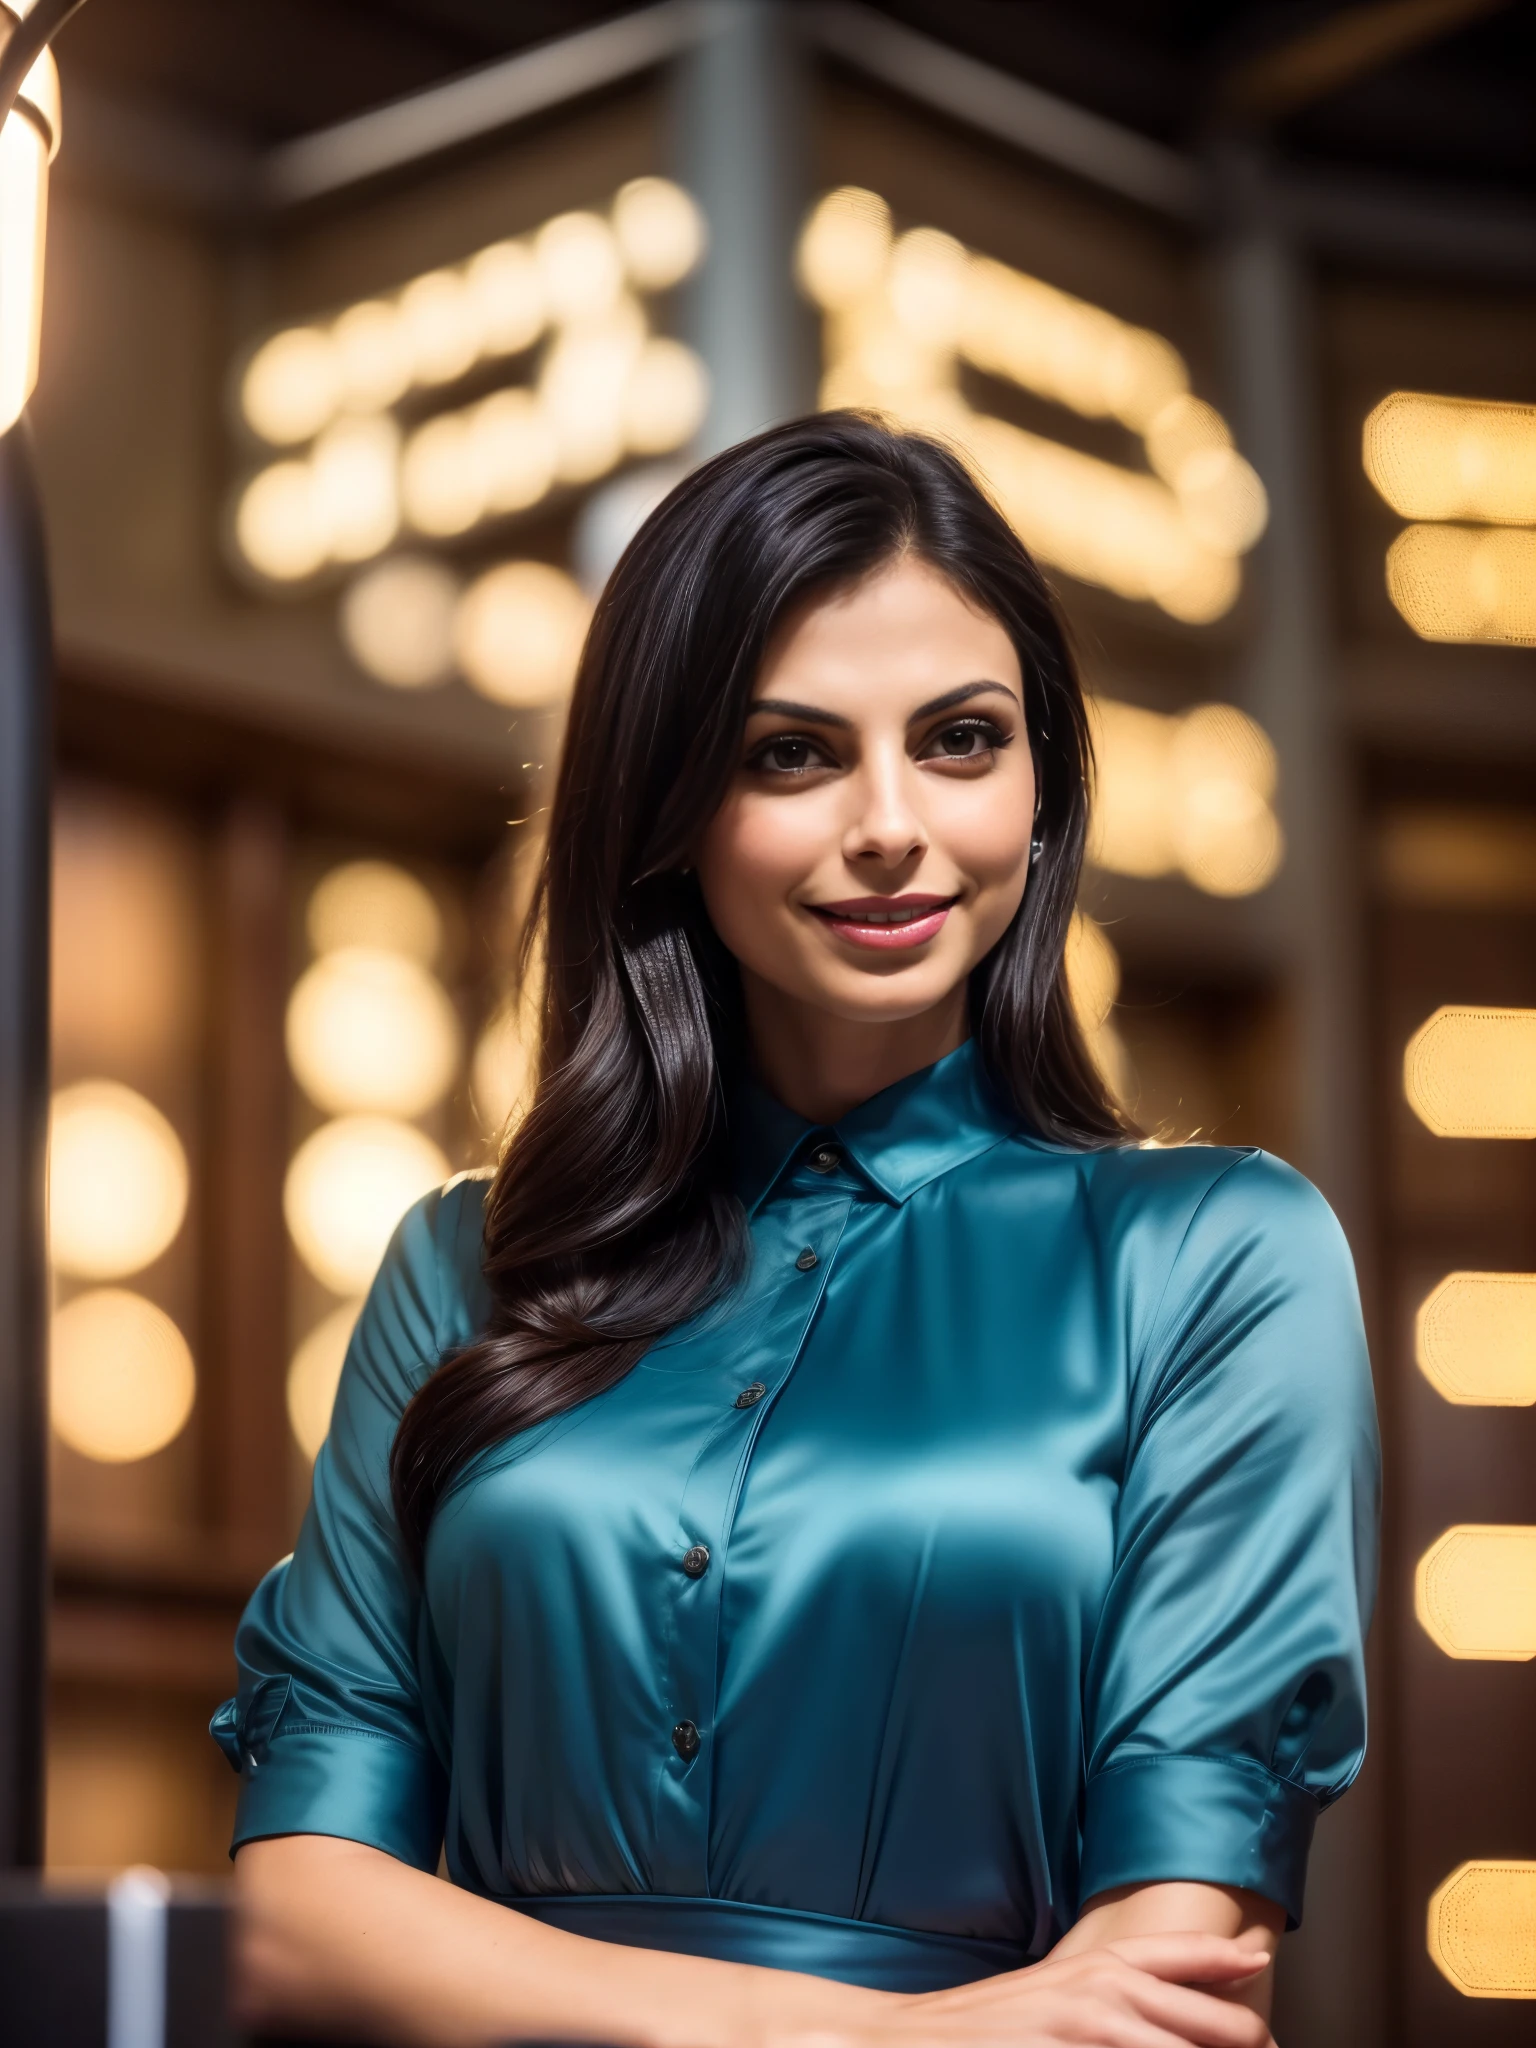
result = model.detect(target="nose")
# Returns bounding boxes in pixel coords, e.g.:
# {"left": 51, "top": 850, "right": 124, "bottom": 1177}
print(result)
{"left": 842, "top": 746, "right": 927, "bottom": 872}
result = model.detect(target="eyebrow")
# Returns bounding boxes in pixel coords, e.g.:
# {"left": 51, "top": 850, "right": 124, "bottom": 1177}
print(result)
{"left": 746, "top": 680, "right": 1020, "bottom": 729}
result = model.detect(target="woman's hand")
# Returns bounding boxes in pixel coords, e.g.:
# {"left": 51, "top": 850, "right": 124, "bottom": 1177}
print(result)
{"left": 795, "top": 1933, "right": 1270, "bottom": 2048}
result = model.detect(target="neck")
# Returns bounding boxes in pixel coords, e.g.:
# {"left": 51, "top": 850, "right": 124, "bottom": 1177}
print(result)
{"left": 740, "top": 972, "right": 969, "bottom": 1126}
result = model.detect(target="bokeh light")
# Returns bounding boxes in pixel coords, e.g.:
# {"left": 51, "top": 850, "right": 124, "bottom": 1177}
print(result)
{"left": 796, "top": 187, "right": 893, "bottom": 309}
{"left": 1064, "top": 910, "right": 1120, "bottom": 1031}
{"left": 1428, "top": 1862, "right": 1536, "bottom": 1999}
{"left": 234, "top": 460, "right": 328, "bottom": 582}
{"left": 612, "top": 176, "right": 707, "bottom": 291}
{"left": 960, "top": 253, "right": 1188, "bottom": 432}
{"left": 51, "top": 1288, "right": 196, "bottom": 1463}
{"left": 1365, "top": 391, "right": 1536, "bottom": 524}
{"left": 306, "top": 860, "right": 442, "bottom": 966}
{"left": 240, "top": 326, "right": 337, "bottom": 445}
{"left": 401, "top": 409, "right": 485, "bottom": 535}
{"left": 1087, "top": 699, "right": 1178, "bottom": 878}
{"left": 1386, "top": 522, "right": 1536, "bottom": 645}
{"left": 1416, "top": 1524, "right": 1536, "bottom": 1660}
{"left": 330, "top": 299, "right": 412, "bottom": 413}
{"left": 398, "top": 267, "right": 481, "bottom": 386}
{"left": 454, "top": 560, "right": 590, "bottom": 707}
{"left": 538, "top": 299, "right": 647, "bottom": 482}
{"left": 1417, "top": 1272, "right": 1536, "bottom": 1407}
{"left": 471, "top": 999, "right": 537, "bottom": 1139}
{"left": 284, "top": 1116, "right": 448, "bottom": 1296}
{"left": 340, "top": 555, "right": 460, "bottom": 690}
{"left": 1404, "top": 1006, "right": 1536, "bottom": 1138}
{"left": 286, "top": 946, "right": 460, "bottom": 1118}
{"left": 473, "top": 388, "right": 558, "bottom": 514}
{"left": 466, "top": 238, "right": 546, "bottom": 357}
{"left": 287, "top": 1299, "right": 362, "bottom": 1461}
{"left": 535, "top": 210, "right": 624, "bottom": 325}
{"left": 49, "top": 1081, "right": 188, "bottom": 1281}
{"left": 623, "top": 337, "right": 709, "bottom": 455}
{"left": 1087, "top": 697, "right": 1283, "bottom": 896}
{"left": 799, "top": 187, "right": 1266, "bottom": 621}
{"left": 1169, "top": 704, "right": 1283, "bottom": 896}
{"left": 231, "top": 177, "right": 705, "bottom": 496}
{"left": 309, "top": 415, "right": 401, "bottom": 562}
{"left": 1064, "top": 912, "right": 1130, "bottom": 1104}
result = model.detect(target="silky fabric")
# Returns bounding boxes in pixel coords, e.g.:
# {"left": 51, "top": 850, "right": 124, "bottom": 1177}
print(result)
{"left": 215, "top": 1041, "right": 1379, "bottom": 1989}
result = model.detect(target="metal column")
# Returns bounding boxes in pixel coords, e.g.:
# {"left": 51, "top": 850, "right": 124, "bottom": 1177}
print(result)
{"left": 0, "top": 421, "right": 52, "bottom": 1871}
{"left": 1214, "top": 159, "right": 1382, "bottom": 2048}
{"left": 676, "top": 0, "right": 815, "bottom": 455}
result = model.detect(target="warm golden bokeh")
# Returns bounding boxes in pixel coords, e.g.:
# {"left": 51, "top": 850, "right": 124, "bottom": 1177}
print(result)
{"left": 50, "top": 1289, "right": 196, "bottom": 1464}
{"left": 1403, "top": 1006, "right": 1536, "bottom": 1139}
{"left": 306, "top": 860, "right": 443, "bottom": 966}
{"left": 799, "top": 186, "right": 1268, "bottom": 624}
{"left": 1415, "top": 1525, "right": 1536, "bottom": 1661}
{"left": 48, "top": 1080, "right": 189, "bottom": 1282}
{"left": 286, "top": 946, "right": 460, "bottom": 1119}
{"left": 454, "top": 560, "right": 591, "bottom": 707}
{"left": 1428, "top": 1862, "right": 1536, "bottom": 1999}
{"left": 1086, "top": 697, "right": 1283, "bottom": 897}
{"left": 1365, "top": 392, "right": 1536, "bottom": 525}
{"left": 1417, "top": 1273, "right": 1536, "bottom": 1406}
{"left": 1386, "top": 522, "right": 1536, "bottom": 646}
{"left": 283, "top": 1115, "right": 450, "bottom": 1297}
{"left": 287, "top": 1300, "right": 364, "bottom": 1462}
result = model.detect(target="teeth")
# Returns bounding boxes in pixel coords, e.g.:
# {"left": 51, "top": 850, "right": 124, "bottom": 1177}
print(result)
{"left": 838, "top": 904, "right": 937, "bottom": 924}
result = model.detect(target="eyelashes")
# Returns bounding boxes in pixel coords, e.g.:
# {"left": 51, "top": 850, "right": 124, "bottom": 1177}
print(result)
{"left": 745, "top": 717, "right": 1014, "bottom": 779}
{"left": 922, "top": 715, "right": 1014, "bottom": 762}
{"left": 748, "top": 735, "right": 829, "bottom": 776}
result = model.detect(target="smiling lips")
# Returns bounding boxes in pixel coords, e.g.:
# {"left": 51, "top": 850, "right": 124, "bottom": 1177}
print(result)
{"left": 808, "top": 893, "right": 960, "bottom": 950}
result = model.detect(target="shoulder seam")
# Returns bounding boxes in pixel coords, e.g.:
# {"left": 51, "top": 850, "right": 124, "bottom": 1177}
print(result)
{"left": 1132, "top": 1149, "right": 1258, "bottom": 1392}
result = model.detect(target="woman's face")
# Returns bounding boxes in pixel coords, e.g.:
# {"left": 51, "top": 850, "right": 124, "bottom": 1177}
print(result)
{"left": 695, "top": 555, "right": 1036, "bottom": 1032}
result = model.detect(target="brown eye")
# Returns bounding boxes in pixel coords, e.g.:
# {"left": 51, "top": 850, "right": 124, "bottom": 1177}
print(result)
{"left": 749, "top": 735, "right": 830, "bottom": 776}
{"left": 938, "top": 725, "right": 983, "bottom": 756}
{"left": 923, "top": 717, "right": 1009, "bottom": 762}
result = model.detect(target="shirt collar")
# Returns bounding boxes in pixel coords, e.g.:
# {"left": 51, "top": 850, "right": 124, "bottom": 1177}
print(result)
{"left": 729, "top": 1038, "right": 1018, "bottom": 1215}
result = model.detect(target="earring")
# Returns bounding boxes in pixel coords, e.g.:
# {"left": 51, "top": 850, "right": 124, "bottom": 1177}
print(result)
{"left": 1029, "top": 835, "right": 1044, "bottom": 865}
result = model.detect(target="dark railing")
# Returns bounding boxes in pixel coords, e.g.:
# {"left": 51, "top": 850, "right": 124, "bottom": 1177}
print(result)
{"left": 0, "top": 423, "right": 51, "bottom": 1874}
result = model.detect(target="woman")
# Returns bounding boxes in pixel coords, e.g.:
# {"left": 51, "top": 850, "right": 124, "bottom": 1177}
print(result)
{"left": 216, "top": 414, "right": 1379, "bottom": 2048}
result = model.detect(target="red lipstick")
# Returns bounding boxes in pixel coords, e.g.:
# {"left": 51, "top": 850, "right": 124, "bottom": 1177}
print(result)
{"left": 808, "top": 893, "right": 959, "bottom": 951}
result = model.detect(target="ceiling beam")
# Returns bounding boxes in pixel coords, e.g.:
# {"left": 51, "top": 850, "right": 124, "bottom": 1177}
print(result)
{"left": 260, "top": 0, "right": 700, "bottom": 208}
{"left": 1220, "top": 0, "right": 1511, "bottom": 122}
{"left": 809, "top": 2, "right": 1202, "bottom": 220}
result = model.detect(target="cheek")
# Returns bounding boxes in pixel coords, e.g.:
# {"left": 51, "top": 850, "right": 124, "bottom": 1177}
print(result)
{"left": 696, "top": 794, "right": 820, "bottom": 929}
{"left": 940, "top": 780, "right": 1035, "bottom": 894}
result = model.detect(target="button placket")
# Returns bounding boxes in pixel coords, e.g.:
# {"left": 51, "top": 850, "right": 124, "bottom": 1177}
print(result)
{"left": 652, "top": 1188, "right": 851, "bottom": 1894}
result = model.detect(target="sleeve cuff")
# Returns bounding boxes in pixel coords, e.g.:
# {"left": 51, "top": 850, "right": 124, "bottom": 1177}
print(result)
{"left": 1079, "top": 1753, "right": 1320, "bottom": 1928}
{"left": 229, "top": 1724, "right": 446, "bottom": 1871}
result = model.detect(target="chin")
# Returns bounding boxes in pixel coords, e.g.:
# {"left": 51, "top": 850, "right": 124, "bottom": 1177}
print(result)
{"left": 803, "top": 969, "right": 962, "bottom": 1024}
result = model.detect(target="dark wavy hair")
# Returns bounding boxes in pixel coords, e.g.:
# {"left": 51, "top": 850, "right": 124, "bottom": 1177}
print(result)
{"left": 390, "top": 412, "right": 1127, "bottom": 1566}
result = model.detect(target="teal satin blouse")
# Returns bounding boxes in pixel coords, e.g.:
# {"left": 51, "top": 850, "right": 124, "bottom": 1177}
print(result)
{"left": 214, "top": 1042, "right": 1379, "bottom": 1992}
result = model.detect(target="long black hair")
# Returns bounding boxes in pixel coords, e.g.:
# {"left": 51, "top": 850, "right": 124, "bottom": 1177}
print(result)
{"left": 391, "top": 412, "right": 1127, "bottom": 1566}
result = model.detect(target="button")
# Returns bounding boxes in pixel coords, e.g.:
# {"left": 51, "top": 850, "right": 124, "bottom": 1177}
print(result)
{"left": 807, "top": 1143, "right": 842, "bottom": 1174}
{"left": 734, "top": 1381, "right": 766, "bottom": 1409}
{"left": 672, "top": 1720, "right": 700, "bottom": 1762}
{"left": 681, "top": 1544, "right": 710, "bottom": 1578}
{"left": 795, "top": 1246, "right": 818, "bottom": 1271}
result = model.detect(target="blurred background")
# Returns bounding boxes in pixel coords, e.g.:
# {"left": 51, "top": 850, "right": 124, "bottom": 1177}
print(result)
{"left": 17, "top": 1, "right": 1536, "bottom": 2041}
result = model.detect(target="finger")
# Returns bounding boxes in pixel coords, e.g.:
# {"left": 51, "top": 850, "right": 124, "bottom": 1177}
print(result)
{"left": 1100, "top": 1932, "right": 1272, "bottom": 1983}
{"left": 1122, "top": 1972, "right": 1275, "bottom": 2048}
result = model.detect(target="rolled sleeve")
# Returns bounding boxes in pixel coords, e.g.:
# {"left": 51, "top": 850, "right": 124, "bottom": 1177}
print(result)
{"left": 214, "top": 1184, "right": 468, "bottom": 1867}
{"left": 1081, "top": 1753, "right": 1318, "bottom": 1928}
{"left": 1080, "top": 1151, "right": 1381, "bottom": 1926}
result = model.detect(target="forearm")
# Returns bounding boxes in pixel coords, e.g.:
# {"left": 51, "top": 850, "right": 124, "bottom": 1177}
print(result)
{"left": 1055, "top": 1882, "right": 1282, "bottom": 2020}
{"left": 234, "top": 1836, "right": 880, "bottom": 2048}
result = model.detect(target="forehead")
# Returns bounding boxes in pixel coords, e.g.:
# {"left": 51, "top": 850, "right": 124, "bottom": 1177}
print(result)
{"left": 753, "top": 558, "right": 1022, "bottom": 705}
